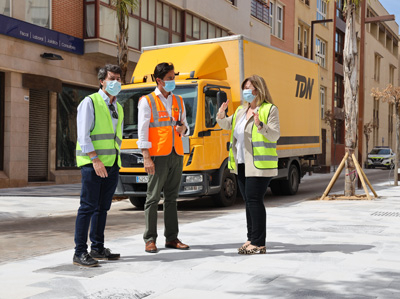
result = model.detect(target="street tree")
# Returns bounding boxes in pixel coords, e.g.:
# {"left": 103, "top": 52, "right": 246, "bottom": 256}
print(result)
{"left": 363, "top": 120, "right": 374, "bottom": 167}
{"left": 324, "top": 109, "right": 337, "bottom": 169}
{"left": 113, "top": 0, "right": 139, "bottom": 84}
{"left": 371, "top": 84, "right": 400, "bottom": 186}
{"left": 341, "top": 0, "right": 360, "bottom": 196}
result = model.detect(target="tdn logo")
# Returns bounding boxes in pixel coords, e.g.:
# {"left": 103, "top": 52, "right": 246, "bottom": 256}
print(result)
{"left": 295, "top": 74, "right": 314, "bottom": 99}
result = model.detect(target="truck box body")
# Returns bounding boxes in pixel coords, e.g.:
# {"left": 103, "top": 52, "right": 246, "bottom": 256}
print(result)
{"left": 116, "top": 35, "right": 321, "bottom": 207}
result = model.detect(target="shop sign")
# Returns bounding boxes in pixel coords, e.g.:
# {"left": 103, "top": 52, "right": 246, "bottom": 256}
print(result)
{"left": 0, "top": 14, "right": 83, "bottom": 55}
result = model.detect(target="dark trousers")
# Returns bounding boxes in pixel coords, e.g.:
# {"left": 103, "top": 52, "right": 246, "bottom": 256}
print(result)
{"left": 74, "top": 160, "right": 119, "bottom": 255}
{"left": 236, "top": 164, "right": 272, "bottom": 247}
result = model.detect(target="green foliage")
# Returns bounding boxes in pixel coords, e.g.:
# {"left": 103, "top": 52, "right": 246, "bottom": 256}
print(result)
{"left": 112, "top": 0, "right": 139, "bottom": 26}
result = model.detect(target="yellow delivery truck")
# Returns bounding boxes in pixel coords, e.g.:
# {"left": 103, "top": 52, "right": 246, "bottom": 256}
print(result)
{"left": 116, "top": 35, "right": 321, "bottom": 208}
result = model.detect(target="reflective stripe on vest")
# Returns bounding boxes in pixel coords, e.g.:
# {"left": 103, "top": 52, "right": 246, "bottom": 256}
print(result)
{"left": 228, "top": 103, "right": 278, "bottom": 170}
{"left": 75, "top": 92, "right": 124, "bottom": 167}
{"left": 143, "top": 92, "right": 183, "bottom": 156}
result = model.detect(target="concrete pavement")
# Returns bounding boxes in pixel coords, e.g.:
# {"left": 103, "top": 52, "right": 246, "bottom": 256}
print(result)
{"left": 1, "top": 180, "right": 400, "bottom": 298}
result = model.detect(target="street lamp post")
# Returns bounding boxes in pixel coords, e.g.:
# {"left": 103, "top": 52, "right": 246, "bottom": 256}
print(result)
{"left": 310, "top": 19, "right": 333, "bottom": 60}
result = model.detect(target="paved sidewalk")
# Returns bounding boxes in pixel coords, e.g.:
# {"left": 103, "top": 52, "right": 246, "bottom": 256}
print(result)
{"left": 1, "top": 182, "right": 400, "bottom": 298}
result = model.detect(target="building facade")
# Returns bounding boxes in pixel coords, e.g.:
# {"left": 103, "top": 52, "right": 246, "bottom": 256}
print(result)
{"left": 0, "top": 0, "right": 272, "bottom": 188}
{"left": 293, "top": 0, "right": 335, "bottom": 168}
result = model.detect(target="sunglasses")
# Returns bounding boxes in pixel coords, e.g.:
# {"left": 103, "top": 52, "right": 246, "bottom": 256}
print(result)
{"left": 108, "top": 104, "right": 119, "bottom": 119}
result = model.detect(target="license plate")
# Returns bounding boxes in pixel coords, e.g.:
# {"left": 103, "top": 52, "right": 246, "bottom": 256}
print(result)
{"left": 136, "top": 176, "right": 148, "bottom": 183}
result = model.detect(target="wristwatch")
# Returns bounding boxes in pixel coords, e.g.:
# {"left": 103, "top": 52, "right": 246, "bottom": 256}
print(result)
{"left": 257, "top": 121, "right": 264, "bottom": 130}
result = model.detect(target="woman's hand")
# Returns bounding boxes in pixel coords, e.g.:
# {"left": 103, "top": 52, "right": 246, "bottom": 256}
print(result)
{"left": 217, "top": 99, "right": 230, "bottom": 119}
{"left": 253, "top": 111, "right": 260, "bottom": 127}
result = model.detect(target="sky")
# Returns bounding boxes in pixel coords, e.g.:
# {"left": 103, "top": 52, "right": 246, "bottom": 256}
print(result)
{"left": 378, "top": 0, "right": 400, "bottom": 34}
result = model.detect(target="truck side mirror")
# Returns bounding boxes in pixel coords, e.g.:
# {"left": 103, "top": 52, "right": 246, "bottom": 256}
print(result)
{"left": 217, "top": 91, "right": 228, "bottom": 114}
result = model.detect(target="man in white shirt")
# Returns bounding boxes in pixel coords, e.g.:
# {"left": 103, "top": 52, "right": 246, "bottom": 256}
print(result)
{"left": 137, "top": 62, "right": 190, "bottom": 253}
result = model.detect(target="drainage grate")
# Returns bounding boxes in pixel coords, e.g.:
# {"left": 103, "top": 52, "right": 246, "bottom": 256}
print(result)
{"left": 371, "top": 211, "right": 400, "bottom": 217}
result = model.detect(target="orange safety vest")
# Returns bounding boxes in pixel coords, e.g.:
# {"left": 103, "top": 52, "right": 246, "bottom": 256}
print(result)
{"left": 142, "top": 92, "right": 184, "bottom": 156}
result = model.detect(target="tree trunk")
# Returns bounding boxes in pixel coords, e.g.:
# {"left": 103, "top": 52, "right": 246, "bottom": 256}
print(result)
{"left": 343, "top": 3, "right": 359, "bottom": 196}
{"left": 395, "top": 103, "right": 399, "bottom": 186}
{"left": 365, "top": 135, "right": 369, "bottom": 168}
{"left": 116, "top": 4, "right": 129, "bottom": 84}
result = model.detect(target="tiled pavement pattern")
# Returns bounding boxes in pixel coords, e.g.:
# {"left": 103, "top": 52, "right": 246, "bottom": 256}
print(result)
{"left": 0, "top": 182, "right": 399, "bottom": 298}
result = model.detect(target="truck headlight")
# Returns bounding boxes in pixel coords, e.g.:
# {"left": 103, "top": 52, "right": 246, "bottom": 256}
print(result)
{"left": 185, "top": 175, "right": 203, "bottom": 183}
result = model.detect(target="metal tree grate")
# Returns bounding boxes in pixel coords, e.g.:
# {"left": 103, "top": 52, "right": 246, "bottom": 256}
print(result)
{"left": 371, "top": 211, "right": 400, "bottom": 217}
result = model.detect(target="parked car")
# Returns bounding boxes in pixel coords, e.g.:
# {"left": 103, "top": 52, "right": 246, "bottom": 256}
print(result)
{"left": 367, "top": 147, "right": 395, "bottom": 169}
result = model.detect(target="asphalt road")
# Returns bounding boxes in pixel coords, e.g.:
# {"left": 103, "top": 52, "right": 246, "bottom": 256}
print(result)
{"left": 0, "top": 167, "right": 394, "bottom": 264}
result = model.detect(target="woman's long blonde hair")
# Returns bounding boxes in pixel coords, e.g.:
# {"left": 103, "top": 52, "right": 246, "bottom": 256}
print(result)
{"left": 241, "top": 75, "right": 274, "bottom": 106}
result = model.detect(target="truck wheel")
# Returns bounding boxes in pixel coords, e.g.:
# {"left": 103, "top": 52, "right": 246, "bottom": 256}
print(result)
{"left": 281, "top": 164, "right": 299, "bottom": 195}
{"left": 129, "top": 196, "right": 146, "bottom": 209}
{"left": 269, "top": 180, "right": 283, "bottom": 195}
{"left": 212, "top": 168, "right": 237, "bottom": 207}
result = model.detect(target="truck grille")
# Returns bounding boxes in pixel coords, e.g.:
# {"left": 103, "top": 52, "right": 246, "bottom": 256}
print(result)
{"left": 121, "top": 152, "right": 144, "bottom": 168}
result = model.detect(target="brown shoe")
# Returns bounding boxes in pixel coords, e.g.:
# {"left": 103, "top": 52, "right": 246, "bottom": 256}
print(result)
{"left": 145, "top": 240, "right": 157, "bottom": 253}
{"left": 165, "top": 239, "right": 190, "bottom": 250}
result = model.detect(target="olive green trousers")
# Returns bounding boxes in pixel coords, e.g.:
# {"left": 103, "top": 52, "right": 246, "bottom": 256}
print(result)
{"left": 143, "top": 151, "right": 183, "bottom": 243}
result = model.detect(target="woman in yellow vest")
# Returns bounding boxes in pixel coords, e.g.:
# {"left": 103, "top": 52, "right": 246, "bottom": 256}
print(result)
{"left": 216, "top": 75, "right": 280, "bottom": 254}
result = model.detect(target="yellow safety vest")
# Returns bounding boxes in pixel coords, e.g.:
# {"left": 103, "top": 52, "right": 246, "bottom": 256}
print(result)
{"left": 228, "top": 102, "right": 277, "bottom": 170}
{"left": 76, "top": 92, "right": 124, "bottom": 167}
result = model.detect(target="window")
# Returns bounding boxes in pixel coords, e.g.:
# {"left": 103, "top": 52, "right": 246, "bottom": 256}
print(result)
{"left": 374, "top": 53, "right": 381, "bottom": 82}
{"left": 317, "top": 0, "right": 327, "bottom": 21}
{"left": 304, "top": 29, "right": 308, "bottom": 58}
{"left": 99, "top": 5, "right": 118, "bottom": 42}
{"left": 205, "top": 91, "right": 218, "bottom": 128}
{"left": 335, "top": 30, "right": 344, "bottom": 64}
{"left": 315, "top": 37, "right": 326, "bottom": 67}
{"left": 85, "top": 2, "right": 95, "bottom": 38}
{"left": 25, "top": 0, "right": 50, "bottom": 28}
{"left": 269, "top": 1, "right": 283, "bottom": 39}
{"left": 336, "top": 0, "right": 344, "bottom": 20}
{"left": 276, "top": 4, "right": 283, "bottom": 39}
{"left": 334, "top": 75, "right": 344, "bottom": 108}
{"left": 0, "top": 0, "right": 11, "bottom": 16}
{"left": 270, "top": 2, "right": 274, "bottom": 35}
{"left": 251, "top": 0, "right": 269, "bottom": 24}
{"left": 297, "top": 25, "right": 302, "bottom": 55}
{"left": 389, "top": 64, "right": 395, "bottom": 85}
{"left": 56, "top": 85, "right": 97, "bottom": 168}
{"left": 320, "top": 86, "right": 326, "bottom": 119}
{"left": 185, "top": 12, "right": 228, "bottom": 41}
{"left": 228, "top": 0, "right": 237, "bottom": 6}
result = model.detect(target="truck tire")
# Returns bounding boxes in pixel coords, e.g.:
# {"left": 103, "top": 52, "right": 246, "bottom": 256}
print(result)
{"left": 129, "top": 196, "right": 146, "bottom": 209}
{"left": 212, "top": 168, "right": 237, "bottom": 207}
{"left": 281, "top": 164, "right": 299, "bottom": 195}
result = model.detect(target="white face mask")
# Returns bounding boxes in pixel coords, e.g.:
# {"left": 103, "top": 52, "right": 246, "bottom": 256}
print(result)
{"left": 243, "top": 89, "right": 256, "bottom": 103}
{"left": 105, "top": 80, "right": 121, "bottom": 96}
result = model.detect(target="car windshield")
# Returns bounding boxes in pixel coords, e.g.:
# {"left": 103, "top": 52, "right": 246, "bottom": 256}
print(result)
{"left": 117, "top": 84, "right": 198, "bottom": 139}
{"left": 370, "top": 148, "right": 390, "bottom": 155}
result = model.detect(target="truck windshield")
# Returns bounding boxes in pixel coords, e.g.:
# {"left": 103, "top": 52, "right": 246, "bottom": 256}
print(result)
{"left": 117, "top": 84, "right": 198, "bottom": 139}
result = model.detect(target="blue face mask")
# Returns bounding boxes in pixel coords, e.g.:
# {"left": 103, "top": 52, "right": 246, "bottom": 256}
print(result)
{"left": 243, "top": 89, "right": 256, "bottom": 103}
{"left": 163, "top": 80, "right": 176, "bottom": 92}
{"left": 105, "top": 80, "right": 121, "bottom": 96}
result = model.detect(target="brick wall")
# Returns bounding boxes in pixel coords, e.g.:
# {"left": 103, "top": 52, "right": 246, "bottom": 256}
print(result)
{"left": 270, "top": 0, "right": 295, "bottom": 54}
{"left": 52, "top": 0, "right": 84, "bottom": 39}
